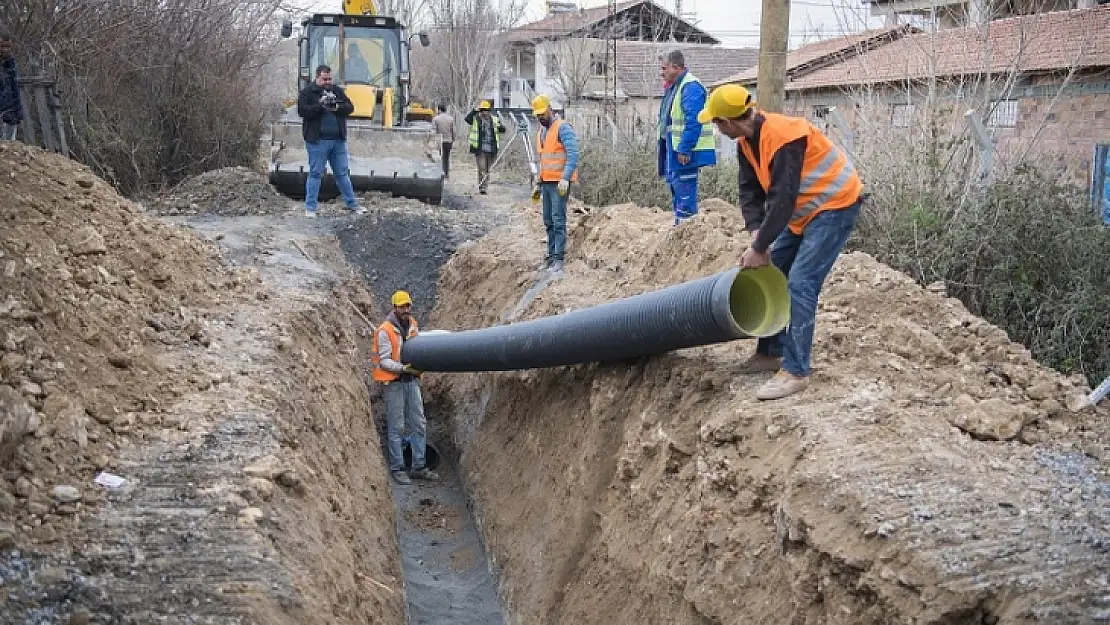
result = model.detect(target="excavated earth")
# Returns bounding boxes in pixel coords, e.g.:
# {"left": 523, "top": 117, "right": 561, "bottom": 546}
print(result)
{"left": 0, "top": 143, "right": 404, "bottom": 624}
{"left": 424, "top": 199, "right": 1110, "bottom": 625}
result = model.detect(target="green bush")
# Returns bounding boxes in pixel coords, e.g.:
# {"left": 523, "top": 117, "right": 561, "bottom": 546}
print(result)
{"left": 577, "top": 143, "right": 1110, "bottom": 386}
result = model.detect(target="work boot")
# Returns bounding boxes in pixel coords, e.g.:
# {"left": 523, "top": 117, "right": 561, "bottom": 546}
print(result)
{"left": 733, "top": 354, "right": 782, "bottom": 374}
{"left": 549, "top": 260, "right": 564, "bottom": 273}
{"left": 347, "top": 205, "right": 367, "bottom": 216}
{"left": 409, "top": 467, "right": 440, "bottom": 482}
{"left": 755, "top": 371, "right": 810, "bottom": 401}
{"left": 391, "top": 470, "right": 412, "bottom": 485}
{"left": 304, "top": 209, "right": 317, "bottom": 218}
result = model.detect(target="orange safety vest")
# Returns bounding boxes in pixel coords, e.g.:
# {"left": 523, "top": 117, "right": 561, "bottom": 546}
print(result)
{"left": 738, "top": 113, "right": 862, "bottom": 235}
{"left": 536, "top": 119, "right": 579, "bottom": 183}
{"left": 370, "top": 317, "right": 419, "bottom": 383}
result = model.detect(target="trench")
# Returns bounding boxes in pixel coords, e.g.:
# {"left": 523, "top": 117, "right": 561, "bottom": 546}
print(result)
{"left": 334, "top": 186, "right": 518, "bottom": 624}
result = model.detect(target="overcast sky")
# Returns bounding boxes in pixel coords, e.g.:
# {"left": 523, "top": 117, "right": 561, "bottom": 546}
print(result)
{"left": 305, "top": 0, "right": 884, "bottom": 48}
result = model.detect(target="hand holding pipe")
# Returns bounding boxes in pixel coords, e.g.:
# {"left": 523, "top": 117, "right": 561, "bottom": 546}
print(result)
{"left": 401, "top": 266, "right": 791, "bottom": 373}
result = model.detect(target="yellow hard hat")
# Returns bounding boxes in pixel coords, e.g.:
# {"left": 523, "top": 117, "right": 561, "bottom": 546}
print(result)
{"left": 391, "top": 290, "right": 413, "bottom": 306}
{"left": 531, "top": 95, "right": 551, "bottom": 115}
{"left": 697, "top": 84, "right": 756, "bottom": 124}
{"left": 478, "top": 100, "right": 492, "bottom": 110}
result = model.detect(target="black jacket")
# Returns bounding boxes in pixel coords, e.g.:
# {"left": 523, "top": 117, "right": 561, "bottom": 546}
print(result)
{"left": 737, "top": 113, "right": 807, "bottom": 253}
{"left": 463, "top": 110, "right": 506, "bottom": 155}
{"left": 297, "top": 83, "right": 355, "bottom": 142}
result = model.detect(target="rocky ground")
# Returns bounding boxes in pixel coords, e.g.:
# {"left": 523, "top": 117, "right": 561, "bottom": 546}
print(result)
{"left": 144, "top": 167, "right": 296, "bottom": 217}
{"left": 424, "top": 199, "right": 1110, "bottom": 625}
{"left": 0, "top": 143, "right": 405, "bottom": 624}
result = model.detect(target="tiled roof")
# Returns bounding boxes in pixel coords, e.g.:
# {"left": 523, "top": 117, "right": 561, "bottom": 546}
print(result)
{"left": 710, "top": 24, "right": 918, "bottom": 87}
{"left": 505, "top": 0, "right": 717, "bottom": 45}
{"left": 789, "top": 6, "right": 1110, "bottom": 90}
{"left": 615, "top": 42, "right": 759, "bottom": 97}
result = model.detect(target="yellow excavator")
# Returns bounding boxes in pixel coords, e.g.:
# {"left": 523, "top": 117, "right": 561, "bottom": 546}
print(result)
{"left": 269, "top": 0, "right": 444, "bottom": 205}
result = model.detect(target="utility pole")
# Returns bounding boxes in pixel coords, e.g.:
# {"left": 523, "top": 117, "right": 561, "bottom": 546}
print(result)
{"left": 603, "top": 0, "right": 618, "bottom": 127}
{"left": 756, "top": 0, "right": 791, "bottom": 113}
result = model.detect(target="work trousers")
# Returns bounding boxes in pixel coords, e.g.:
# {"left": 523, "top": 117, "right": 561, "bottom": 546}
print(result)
{"left": 304, "top": 138, "right": 358, "bottom": 212}
{"left": 541, "top": 182, "right": 568, "bottom": 262}
{"left": 667, "top": 168, "right": 700, "bottom": 225}
{"left": 441, "top": 141, "right": 453, "bottom": 178}
{"left": 1, "top": 123, "right": 17, "bottom": 141}
{"left": 756, "top": 200, "right": 862, "bottom": 377}
{"left": 383, "top": 379, "right": 428, "bottom": 473}
{"left": 475, "top": 151, "right": 493, "bottom": 192}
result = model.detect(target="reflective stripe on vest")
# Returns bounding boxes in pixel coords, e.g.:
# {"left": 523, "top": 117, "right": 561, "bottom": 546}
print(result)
{"left": 665, "top": 73, "right": 715, "bottom": 153}
{"left": 737, "top": 112, "right": 862, "bottom": 235}
{"left": 537, "top": 119, "right": 579, "bottom": 183}
{"left": 469, "top": 115, "right": 500, "bottom": 150}
{"left": 370, "top": 317, "right": 419, "bottom": 383}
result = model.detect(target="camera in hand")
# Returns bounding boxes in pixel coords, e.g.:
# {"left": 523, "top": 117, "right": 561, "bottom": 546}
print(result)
{"left": 320, "top": 90, "right": 339, "bottom": 110}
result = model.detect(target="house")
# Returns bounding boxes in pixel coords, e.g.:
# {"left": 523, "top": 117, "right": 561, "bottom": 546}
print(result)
{"left": 497, "top": 0, "right": 756, "bottom": 129}
{"left": 714, "top": 6, "right": 1110, "bottom": 199}
{"left": 863, "top": 0, "right": 1101, "bottom": 28}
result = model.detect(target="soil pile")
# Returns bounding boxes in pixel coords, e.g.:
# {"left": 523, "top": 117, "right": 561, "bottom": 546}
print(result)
{"left": 426, "top": 200, "right": 1110, "bottom": 624}
{"left": 0, "top": 144, "right": 403, "bottom": 624}
{"left": 146, "top": 166, "right": 294, "bottom": 217}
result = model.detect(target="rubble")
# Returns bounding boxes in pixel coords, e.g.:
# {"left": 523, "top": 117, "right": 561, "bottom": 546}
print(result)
{"left": 144, "top": 166, "right": 295, "bottom": 216}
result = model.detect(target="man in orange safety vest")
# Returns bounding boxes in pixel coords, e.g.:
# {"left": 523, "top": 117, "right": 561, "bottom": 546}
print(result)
{"left": 699, "top": 84, "right": 864, "bottom": 401}
{"left": 371, "top": 290, "right": 439, "bottom": 485}
{"left": 531, "top": 94, "right": 580, "bottom": 273}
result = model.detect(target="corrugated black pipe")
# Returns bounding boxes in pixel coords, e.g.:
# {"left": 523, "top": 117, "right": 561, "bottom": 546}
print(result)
{"left": 401, "top": 266, "right": 790, "bottom": 372}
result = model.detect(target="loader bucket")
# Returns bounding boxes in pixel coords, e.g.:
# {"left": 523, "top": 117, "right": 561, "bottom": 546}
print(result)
{"left": 268, "top": 118, "right": 445, "bottom": 206}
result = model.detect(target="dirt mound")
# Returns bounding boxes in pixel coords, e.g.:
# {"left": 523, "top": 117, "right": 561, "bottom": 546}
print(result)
{"left": 0, "top": 144, "right": 404, "bottom": 623}
{"left": 425, "top": 202, "right": 1110, "bottom": 624}
{"left": 146, "top": 166, "right": 294, "bottom": 216}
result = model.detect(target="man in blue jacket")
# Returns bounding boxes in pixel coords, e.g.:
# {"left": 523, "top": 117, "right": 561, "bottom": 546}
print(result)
{"left": 0, "top": 29, "right": 23, "bottom": 142}
{"left": 657, "top": 49, "right": 716, "bottom": 225}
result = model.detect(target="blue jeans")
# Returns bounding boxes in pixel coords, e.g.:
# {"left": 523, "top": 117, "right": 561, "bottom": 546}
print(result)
{"left": 1, "top": 123, "right": 17, "bottom": 141}
{"left": 384, "top": 380, "right": 427, "bottom": 472}
{"left": 541, "top": 182, "right": 568, "bottom": 262}
{"left": 304, "top": 138, "right": 358, "bottom": 212}
{"left": 667, "top": 168, "right": 699, "bottom": 225}
{"left": 756, "top": 201, "right": 862, "bottom": 376}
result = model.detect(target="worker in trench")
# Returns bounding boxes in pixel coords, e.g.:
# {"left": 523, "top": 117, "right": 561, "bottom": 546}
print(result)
{"left": 371, "top": 291, "right": 439, "bottom": 485}
{"left": 698, "top": 84, "right": 864, "bottom": 401}
{"left": 531, "top": 94, "right": 580, "bottom": 273}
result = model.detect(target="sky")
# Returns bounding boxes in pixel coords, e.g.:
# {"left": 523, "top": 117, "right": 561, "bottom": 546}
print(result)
{"left": 304, "top": 0, "right": 886, "bottom": 49}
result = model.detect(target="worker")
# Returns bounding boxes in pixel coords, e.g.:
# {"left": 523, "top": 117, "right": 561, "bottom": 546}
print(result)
{"left": 532, "top": 95, "right": 579, "bottom": 273}
{"left": 371, "top": 290, "right": 439, "bottom": 485}
{"left": 657, "top": 49, "right": 716, "bottom": 226}
{"left": 698, "top": 84, "right": 864, "bottom": 401}
{"left": 344, "top": 43, "right": 371, "bottom": 83}
{"left": 296, "top": 64, "right": 367, "bottom": 218}
{"left": 463, "top": 100, "right": 506, "bottom": 194}
{"left": 0, "top": 28, "right": 22, "bottom": 142}
{"left": 432, "top": 103, "right": 456, "bottom": 179}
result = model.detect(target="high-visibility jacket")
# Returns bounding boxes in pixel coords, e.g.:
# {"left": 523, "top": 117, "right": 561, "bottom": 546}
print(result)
{"left": 469, "top": 115, "right": 502, "bottom": 151}
{"left": 659, "top": 72, "right": 716, "bottom": 155}
{"left": 537, "top": 119, "right": 579, "bottom": 183}
{"left": 738, "top": 113, "right": 862, "bottom": 235}
{"left": 370, "top": 317, "right": 419, "bottom": 383}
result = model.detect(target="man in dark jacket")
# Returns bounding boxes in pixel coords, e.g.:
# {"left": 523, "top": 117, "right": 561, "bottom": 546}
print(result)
{"left": 296, "top": 64, "right": 366, "bottom": 218}
{"left": 0, "top": 29, "right": 23, "bottom": 141}
{"left": 463, "top": 100, "right": 505, "bottom": 194}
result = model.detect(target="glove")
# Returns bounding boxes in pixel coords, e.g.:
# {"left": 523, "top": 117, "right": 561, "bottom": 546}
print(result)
{"left": 531, "top": 185, "right": 541, "bottom": 204}
{"left": 557, "top": 179, "right": 570, "bottom": 196}
{"left": 402, "top": 364, "right": 423, "bottom": 376}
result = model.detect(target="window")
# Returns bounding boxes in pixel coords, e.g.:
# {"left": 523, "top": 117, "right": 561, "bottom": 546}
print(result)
{"left": 589, "top": 53, "right": 607, "bottom": 77}
{"left": 811, "top": 105, "right": 830, "bottom": 120}
{"left": 987, "top": 99, "right": 1018, "bottom": 128}
{"left": 546, "top": 52, "right": 559, "bottom": 74}
{"left": 891, "top": 103, "right": 914, "bottom": 128}
{"left": 1094, "top": 144, "right": 1110, "bottom": 227}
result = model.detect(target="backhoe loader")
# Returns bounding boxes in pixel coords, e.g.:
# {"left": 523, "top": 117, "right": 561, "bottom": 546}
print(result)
{"left": 269, "top": 0, "right": 444, "bottom": 205}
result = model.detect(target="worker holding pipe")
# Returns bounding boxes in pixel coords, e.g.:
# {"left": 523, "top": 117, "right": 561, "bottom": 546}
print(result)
{"left": 371, "top": 291, "right": 439, "bottom": 485}
{"left": 531, "top": 94, "right": 580, "bottom": 273}
{"left": 698, "top": 84, "right": 864, "bottom": 401}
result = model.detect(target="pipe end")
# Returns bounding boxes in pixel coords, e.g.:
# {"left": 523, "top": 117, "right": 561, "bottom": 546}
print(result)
{"left": 729, "top": 266, "right": 791, "bottom": 338}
